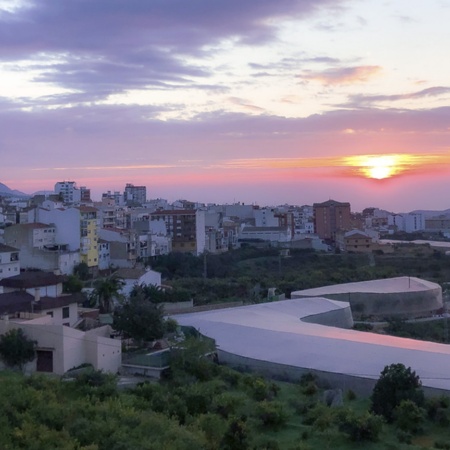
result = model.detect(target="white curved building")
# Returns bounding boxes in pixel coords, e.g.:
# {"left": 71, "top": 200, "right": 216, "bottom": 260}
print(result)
{"left": 176, "top": 296, "right": 450, "bottom": 395}
{"left": 292, "top": 276, "right": 443, "bottom": 319}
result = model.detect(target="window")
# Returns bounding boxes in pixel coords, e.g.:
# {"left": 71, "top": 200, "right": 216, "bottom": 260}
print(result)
{"left": 62, "top": 307, "right": 70, "bottom": 319}
{"left": 46, "top": 312, "right": 54, "bottom": 318}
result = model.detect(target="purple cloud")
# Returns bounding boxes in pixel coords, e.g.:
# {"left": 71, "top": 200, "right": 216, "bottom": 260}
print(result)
{"left": 0, "top": 0, "right": 344, "bottom": 100}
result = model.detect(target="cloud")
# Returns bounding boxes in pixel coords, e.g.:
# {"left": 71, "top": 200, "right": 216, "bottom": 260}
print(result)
{"left": 300, "top": 65, "right": 382, "bottom": 85}
{"left": 0, "top": 0, "right": 345, "bottom": 100}
{"left": 345, "top": 86, "right": 450, "bottom": 107}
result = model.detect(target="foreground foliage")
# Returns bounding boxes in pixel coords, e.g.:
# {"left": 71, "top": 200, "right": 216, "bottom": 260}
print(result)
{"left": 1, "top": 355, "right": 450, "bottom": 449}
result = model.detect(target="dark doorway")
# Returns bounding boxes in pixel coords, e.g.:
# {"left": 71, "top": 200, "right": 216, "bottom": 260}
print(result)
{"left": 36, "top": 350, "right": 53, "bottom": 372}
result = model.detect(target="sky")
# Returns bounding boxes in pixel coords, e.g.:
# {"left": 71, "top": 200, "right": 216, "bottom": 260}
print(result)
{"left": 1, "top": 0, "right": 450, "bottom": 212}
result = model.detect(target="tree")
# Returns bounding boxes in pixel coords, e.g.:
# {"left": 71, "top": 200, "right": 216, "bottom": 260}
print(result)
{"left": 73, "top": 262, "right": 90, "bottom": 281}
{"left": 91, "top": 276, "right": 125, "bottom": 313}
{"left": 113, "top": 295, "right": 164, "bottom": 343}
{"left": 371, "top": 363, "right": 424, "bottom": 422}
{"left": 0, "top": 328, "right": 37, "bottom": 371}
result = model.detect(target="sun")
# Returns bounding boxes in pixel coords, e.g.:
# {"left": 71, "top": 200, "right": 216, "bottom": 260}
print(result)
{"left": 344, "top": 154, "right": 412, "bottom": 180}
{"left": 362, "top": 155, "right": 398, "bottom": 179}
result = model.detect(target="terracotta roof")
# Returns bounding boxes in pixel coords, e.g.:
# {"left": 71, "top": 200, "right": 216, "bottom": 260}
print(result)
{"left": 0, "top": 291, "right": 81, "bottom": 315}
{"left": 0, "top": 271, "right": 65, "bottom": 288}
{"left": 0, "top": 244, "right": 19, "bottom": 253}
{"left": 114, "top": 268, "right": 146, "bottom": 279}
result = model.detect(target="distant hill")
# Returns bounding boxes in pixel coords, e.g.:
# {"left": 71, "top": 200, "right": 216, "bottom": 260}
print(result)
{"left": 0, "top": 182, "right": 29, "bottom": 197}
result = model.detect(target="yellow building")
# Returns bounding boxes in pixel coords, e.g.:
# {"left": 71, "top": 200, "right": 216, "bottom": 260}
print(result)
{"left": 78, "top": 206, "right": 99, "bottom": 269}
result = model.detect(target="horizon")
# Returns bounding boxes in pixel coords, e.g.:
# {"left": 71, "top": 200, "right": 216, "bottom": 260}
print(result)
{"left": 1, "top": 1, "right": 450, "bottom": 212}
{"left": 2, "top": 179, "right": 450, "bottom": 215}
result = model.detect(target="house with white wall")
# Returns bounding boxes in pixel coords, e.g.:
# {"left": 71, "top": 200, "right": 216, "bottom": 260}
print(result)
{"left": 115, "top": 267, "right": 162, "bottom": 297}
{"left": 0, "top": 244, "right": 20, "bottom": 282}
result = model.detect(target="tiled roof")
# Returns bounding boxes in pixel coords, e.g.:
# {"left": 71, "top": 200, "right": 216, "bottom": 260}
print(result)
{"left": 0, "top": 244, "right": 19, "bottom": 253}
{"left": 0, "top": 271, "right": 65, "bottom": 288}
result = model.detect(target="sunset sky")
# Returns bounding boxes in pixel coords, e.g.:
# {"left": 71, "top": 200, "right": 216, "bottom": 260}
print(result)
{"left": 1, "top": 0, "right": 450, "bottom": 212}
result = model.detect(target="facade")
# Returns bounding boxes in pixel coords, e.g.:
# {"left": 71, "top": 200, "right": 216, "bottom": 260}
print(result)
{"left": 313, "top": 199, "right": 351, "bottom": 241}
{"left": 124, "top": 183, "right": 146, "bottom": 205}
{"left": 78, "top": 206, "right": 99, "bottom": 269}
{"left": 98, "top": 228, "right": 137, "bottom": 268}
{"left": 4, "top": 223, "right": 80, "bottom": 275}
{"left": 150, "top": 209, "right": 206, "bottom": 255}
{"left": 54, "top": 181, "right": 81, "bottom": 204}
{"left": 0, "top": 244, "right": 20, "bottom": 281}
{"left": 115, "top": 267, "right": 162, "bottom": 297}
{"left": 239, "top": 226, "right": 292, "bottom": 244}
{"left": 335, "top": 229, "right": 378, "bottom": 253}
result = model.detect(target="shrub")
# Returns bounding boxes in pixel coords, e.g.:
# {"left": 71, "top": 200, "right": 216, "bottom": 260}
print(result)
{"left": 371, "top": 363, "right": 424, "bottom": 422}
{"left": 393, "top": 399, "right": 426, "bottom": 434}
{"left": 255, "top": 400, "right": 287, "bottom": 429}
{"left": 338, "top": 409, "right": 384, "bottom": 442}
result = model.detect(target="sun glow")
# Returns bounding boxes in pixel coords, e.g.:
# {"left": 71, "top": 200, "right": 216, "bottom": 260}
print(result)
{"left": 343, "top": 154, "right": 418, "bottom": 180}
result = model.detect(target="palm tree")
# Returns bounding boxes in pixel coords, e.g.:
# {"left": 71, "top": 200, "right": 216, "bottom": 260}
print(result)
{"left": 92, "top": 276, "right": 125, "bottom": 313}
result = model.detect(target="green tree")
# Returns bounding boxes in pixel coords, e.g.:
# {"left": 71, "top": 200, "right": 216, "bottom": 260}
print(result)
{"left": 394, "top": 399, "right": 426, "bottom": 434}
{"left": 73, "top": 262, "right": 90, "bottom": 281}
{"left": 92, "top": 276, "right": 125, "bottom": 313}
{"left": 0, "top": 328, "right": 37, "bottom": 371}
{"left": 371, "top": 363, "right": 424, "bottom": 422}
{"left": 63, "top": 274, "right": 83, "bottom": 293}
{"left": 113, "top": 295, "right": 164, "bottom": 343}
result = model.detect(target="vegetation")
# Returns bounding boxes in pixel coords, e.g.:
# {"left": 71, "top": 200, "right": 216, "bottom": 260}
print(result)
{"left": 371, "top": 363, "right": 424, "bottom": 422}
{"left": 113, "top": 294, "right": 165, "bottom": 343}
{"left": 0, "top": 328, "right": 37, "bottom": 371}
{"left": 148, "top": 247, "right": 450, "bottom": 305}
{"left": 1, "top": 355, "right": 450, "bottom": 449}
{"left": 91, "top": 276, "right": 125, "bottom": 313}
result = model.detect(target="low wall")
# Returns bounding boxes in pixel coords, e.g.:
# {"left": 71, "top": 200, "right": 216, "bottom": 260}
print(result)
{"left": 301, "top": 304, "right": 354, "bottom": 329}
{"left": 218, "top": 349, "right": 450, "bottom": 398}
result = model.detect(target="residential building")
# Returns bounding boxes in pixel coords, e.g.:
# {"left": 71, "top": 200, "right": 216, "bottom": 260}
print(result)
{"left": 313, "top": 199, "right": 352, "bottom": 241}
{"left": 0, "top": 244, "right": 20, "bottom": 281}
{"left": 98, "top": 228, "right": 137, "bottom": 268}
{"left": 54, "top": 181, "right": 81, "bottom": 204}
{"left": 150, "top": 209, "right": 206, "bottom": 255}
{"left": 124, "top": 183, "right": 146, "bottom": 205}
{"left": 3, "top": 223, "right": 80, "bottom": 275}
{"left": 336, "top": 229, "right": 378, "bottom": 253}
{"left": 115, "top": 267, "right": 162, "bottom": 297}
{"left": 78, "top": 206, "right": 99, "bottom": 270}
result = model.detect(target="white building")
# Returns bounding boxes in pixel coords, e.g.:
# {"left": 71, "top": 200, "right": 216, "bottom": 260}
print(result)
{"left": 54, "top": 181, "right": 81, "bottom": 205}
{"left": 0, "top": 244, "right": 20, "bottom": 282}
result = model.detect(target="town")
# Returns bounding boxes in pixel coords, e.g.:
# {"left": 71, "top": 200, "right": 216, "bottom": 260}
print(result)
{"left": 1, "top": 180, "right": 450, "bottom": 447}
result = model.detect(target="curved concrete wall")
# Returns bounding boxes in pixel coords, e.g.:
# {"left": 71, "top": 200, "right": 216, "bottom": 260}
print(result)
{"left": 293, "top": 287, "right": 443, "bottom": 319}
{"left": 301, "top": 303, "right": 354, "bottom": 328}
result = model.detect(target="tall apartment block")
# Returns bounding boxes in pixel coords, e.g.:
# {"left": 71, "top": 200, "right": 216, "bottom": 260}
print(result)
{"left": 313, "top": 199, "right": 351, "bottom": 241}
{"left": 124, "top": 183, "right": 146, "bottom": 205}
{"left": 54, "top": 181, "right": 81, "bottom": 204}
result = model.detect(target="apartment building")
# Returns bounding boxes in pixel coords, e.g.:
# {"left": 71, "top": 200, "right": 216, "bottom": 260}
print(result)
{"left": 313, "top": 199, "right": 352, "bottom": 241}
{"left": 150, "top": 209, "right": 206, "bottom": 255}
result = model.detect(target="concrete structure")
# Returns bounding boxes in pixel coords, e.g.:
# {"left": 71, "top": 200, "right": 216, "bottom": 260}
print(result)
{"left": 292, "top": 277, "right": 442, "bottom": 319}
{"left": 0, "top": 244, "right": 20, "bottom": 281}
{"left": 78, "top": 206, "right": 99, "bottom": 269}
{"left": 98, "top": 228, "right": 137, "bottom": 268}
{"left": 124, "top": 183, "right": 146, "bottom": 205}
{"left": 115, "top": 267, "right": 162, "bottom": 297}
{"left": 0, "top": 319, "right": 121, "bottom": 375}
{"left": 4, "top": 223, "right": 80, "bottom": 275}
{"left": 150, "top": 209, "right": 206, "bottom": 255}
{"left": 176, "top": 298, "right": 450, "bottom": 395}
{"left": 54, "top": 181, "right": 81, "bottom": 204}
{"left": 313, "top": 199, "right": 351, "bottom": 241}
{"left": 239, "top": 226, "right": 292, "bottom": 244}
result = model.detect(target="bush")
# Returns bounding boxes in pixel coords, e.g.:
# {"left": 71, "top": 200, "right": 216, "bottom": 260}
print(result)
{"left": 393, "top": 399, "right": 426, "bottom": 434}
{"left": 255, "top": 400, "right": 287, "bottom": 429}
{"left": 338, "top": 409, "right": 384, "bottom": 442}
{"left": 0, "top": 328, "right": 37, "bottom": 371}
{"left": 371, "top": 363, "right": 424, "bottom": 422}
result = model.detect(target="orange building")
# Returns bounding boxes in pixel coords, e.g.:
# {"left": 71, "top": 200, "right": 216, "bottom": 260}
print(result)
{"left": 313, "top": 199, "right": 351, "bottom": 241}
